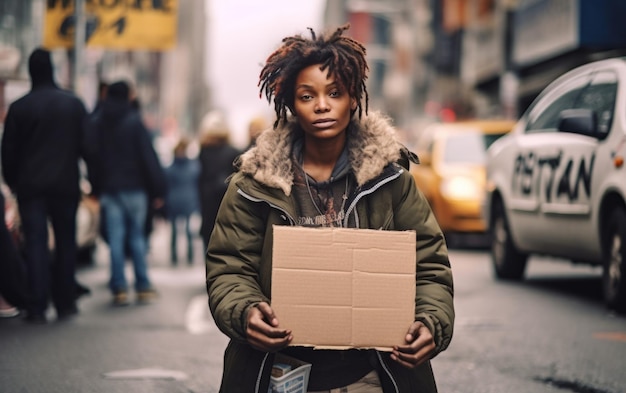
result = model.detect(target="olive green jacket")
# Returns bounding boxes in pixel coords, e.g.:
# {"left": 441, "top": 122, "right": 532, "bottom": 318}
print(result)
{"left": 206, "top": 111, "right": 454, "bottom": 393}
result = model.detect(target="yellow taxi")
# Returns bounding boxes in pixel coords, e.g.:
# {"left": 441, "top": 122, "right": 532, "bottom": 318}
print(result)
{"left": 410, "top": 120, "right": 515, "bottom": 237}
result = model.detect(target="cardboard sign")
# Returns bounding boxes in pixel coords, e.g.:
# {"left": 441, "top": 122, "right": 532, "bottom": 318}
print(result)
{"left": 272, "top": 226, "right": 416, "bottom": 351}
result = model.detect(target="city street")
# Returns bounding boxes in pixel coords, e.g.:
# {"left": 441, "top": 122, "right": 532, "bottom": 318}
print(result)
{"left": 1, "top": 221, "right": 625, "bottom": 393}
{"left": 3, "top": 2, "right": 626, "bottom": 393}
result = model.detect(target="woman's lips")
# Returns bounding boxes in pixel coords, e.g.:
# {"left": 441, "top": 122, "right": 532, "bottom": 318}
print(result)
{"left": 312, "top": 119, "right": 336, "bottom": 129}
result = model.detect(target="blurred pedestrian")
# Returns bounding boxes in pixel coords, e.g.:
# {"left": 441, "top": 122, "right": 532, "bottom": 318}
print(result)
{"left": 205, "top": 25, "right": 454, "bottom": 392}
{"left": 245, "top": 115, "right": 268, "bottom": 150}
{"left": 95, "top": 94, "right": 158, "bottom": 249}
{"left": 1, "top": 48, "right": 87, "bottom": 324}
{"left": 83, "top": 80, "right": 166, "bottom": 307}
{"left": 197, "top": 112, "right": 240, "bottom": 251}
{"left": 164, "top": 137, "right": 200, "bottom": 265}
{"left": 129, "top": 96, "right": 162, "bottom": 244}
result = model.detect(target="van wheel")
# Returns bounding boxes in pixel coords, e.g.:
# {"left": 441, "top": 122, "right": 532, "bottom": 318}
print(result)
{"left": 491, "top": 200, "right": 527, "bottom": 280}
{"left": 603, "top": 208, "right": 626, "bottom": 313}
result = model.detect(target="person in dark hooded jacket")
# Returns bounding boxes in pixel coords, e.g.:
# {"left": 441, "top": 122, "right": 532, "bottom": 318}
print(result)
{"left": 1, "top": 47, "right": 87, "bottom": 323}
{"left": 83, "top": 80, "right": 166, "bottom": 307}
{"left": 197, "top": 112, "right": 241, "bottom": 251}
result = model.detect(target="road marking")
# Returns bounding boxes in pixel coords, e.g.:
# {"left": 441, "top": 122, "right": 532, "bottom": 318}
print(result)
{"left": 185, "top": 295, "right": 213, "bottom": 335}
{"left": 593, "top": 332, "right": 626, "bottom": 342}
{"left": 103, "top": 368, "right": 188, "bottom": 380}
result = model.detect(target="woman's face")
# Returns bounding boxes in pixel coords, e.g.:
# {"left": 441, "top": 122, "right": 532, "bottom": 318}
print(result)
{"left": 293, "top": 64, "right": 356, "bottom": 142}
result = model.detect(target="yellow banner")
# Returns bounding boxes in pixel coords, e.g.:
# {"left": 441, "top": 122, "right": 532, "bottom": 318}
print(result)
{"left": 43, "top": 0, "right": 178, "bottom": 50}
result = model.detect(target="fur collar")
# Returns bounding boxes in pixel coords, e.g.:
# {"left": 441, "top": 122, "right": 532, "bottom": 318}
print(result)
{"left": 238, "top": 111, "right": 403, "bottom": 196}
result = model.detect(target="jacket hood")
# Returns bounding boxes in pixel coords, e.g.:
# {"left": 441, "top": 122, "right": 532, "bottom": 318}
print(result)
{"left": 28, "top": 48, "right": 55, "bottom": 88}
{"left": 238, "top": 111, "right": 403, "bottom": 196}
{"left": 100, "top": 99, "right": 133, "bottom": 127}
{"left": 107, "top": 81, "right": 130, "bottom": 100}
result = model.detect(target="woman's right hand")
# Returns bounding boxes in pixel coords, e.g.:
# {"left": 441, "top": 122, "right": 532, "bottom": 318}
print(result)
{"left": 246, "top": 302, "right": 293, "bottom": 352}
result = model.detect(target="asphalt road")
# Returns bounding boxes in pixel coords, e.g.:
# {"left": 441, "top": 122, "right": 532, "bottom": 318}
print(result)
{"left": 435, "top": 246, "right": 626, "bottom": 393}
{"left": 1, "top": 222, "right": 625, "bottom": 393}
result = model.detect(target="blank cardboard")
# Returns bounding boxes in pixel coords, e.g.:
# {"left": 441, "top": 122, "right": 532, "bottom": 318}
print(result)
{"left": 271, "top": 226, "right": 416, "bottom": 351}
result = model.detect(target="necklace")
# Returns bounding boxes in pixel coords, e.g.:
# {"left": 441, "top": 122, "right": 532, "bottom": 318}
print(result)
{"left": 303, "top": 172, "right": 350, "bottom": 225}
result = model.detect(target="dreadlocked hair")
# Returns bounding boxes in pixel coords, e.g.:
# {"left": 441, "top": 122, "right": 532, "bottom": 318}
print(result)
{"left": 258, "top": 24, "right": 369, "bottom": 129}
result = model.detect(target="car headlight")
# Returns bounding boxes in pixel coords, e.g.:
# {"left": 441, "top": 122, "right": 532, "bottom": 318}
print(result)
{"left": 440, "top": 176, "right": 482, "bottom": 200}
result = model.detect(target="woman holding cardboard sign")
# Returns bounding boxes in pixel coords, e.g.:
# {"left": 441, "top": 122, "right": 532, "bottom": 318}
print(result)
{"left": 206, "top": 24, "right": 454, "bottom": 393}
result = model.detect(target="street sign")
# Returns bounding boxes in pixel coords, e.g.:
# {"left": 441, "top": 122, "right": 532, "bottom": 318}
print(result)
{"left": 43, "top": 0, "right": 178, "bottom": 50}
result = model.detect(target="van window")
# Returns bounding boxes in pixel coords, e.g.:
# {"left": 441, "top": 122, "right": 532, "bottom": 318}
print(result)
{"left": 526, "top": 74, "right": 590, "bottom": 133}
{"left": 575, "top": 71, "right": 617, "bottom": 137}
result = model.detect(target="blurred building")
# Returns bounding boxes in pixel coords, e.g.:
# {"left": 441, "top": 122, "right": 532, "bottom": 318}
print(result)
{"left": 0, "top": 0, "right": 210, "bottom": 143}
{"left": 325, "top": 0, "right": 432, "bottom": 129}
{"left": 323, "top": 0, "right": 626, "bottom": 130}
{"left": 5, "top": 0, "right": 625, "bottom": 142}
{"left": 0, "top": 1, "right": 42, "bottom": 120}
{"left": 461, "top": 0, "right": 626, "bottom": 119}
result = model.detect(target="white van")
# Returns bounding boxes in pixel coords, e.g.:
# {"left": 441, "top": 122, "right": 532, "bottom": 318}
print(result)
{"left": 485, "top": 58, "right": 626, "bottom": 313}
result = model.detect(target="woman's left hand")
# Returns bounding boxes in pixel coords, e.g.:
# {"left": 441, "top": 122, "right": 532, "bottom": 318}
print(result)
{"left": 390, "top": 321, "right": 435, "bottom": 369}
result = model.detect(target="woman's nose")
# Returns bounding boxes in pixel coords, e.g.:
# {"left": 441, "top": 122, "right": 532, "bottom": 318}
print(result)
{"left": 314, "top": 97, "right": 330, "bottom": 113}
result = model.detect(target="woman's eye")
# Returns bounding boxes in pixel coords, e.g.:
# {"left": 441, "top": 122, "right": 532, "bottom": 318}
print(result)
{"left": 329, "top": 90, "right": 341, "bottom": 98}
{"left": 300, "top": 94, "right": 313, "bottom": 101}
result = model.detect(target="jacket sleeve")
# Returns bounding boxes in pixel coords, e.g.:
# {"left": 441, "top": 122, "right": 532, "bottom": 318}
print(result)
{"left": 133, "top": 116, "right": 167, "bottom": 199}
{"left": 205, "top": 173, "right": 270, "bottom": 342}
{"left": 1, "top": 106, "right": 19, "bottom": 191}
{"left": 81, "top": 116, "right": 101, "bottom": 196}
{"left": 394, "top": 170, "right": 454, "bottom": 357}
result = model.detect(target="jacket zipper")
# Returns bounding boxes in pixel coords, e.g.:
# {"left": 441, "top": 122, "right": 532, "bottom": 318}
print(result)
{"left": 342, "top": 170, "right": 403, "bottom": 228}
{"left": 238, "top": 188, "right": 293, "bottom": 392}
{"left": 254, "top": 352, "right": 271, "bottom": 393}
{"left": 376, "top": 351, "right": 400, "bottom": 393}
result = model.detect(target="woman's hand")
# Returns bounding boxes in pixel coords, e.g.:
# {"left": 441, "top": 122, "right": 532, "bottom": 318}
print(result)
{"left": 391, "top": 321, "right": 435, "bottom": 368}
{"left": 246, "top": 302, "right": 293, "bottom": 352}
